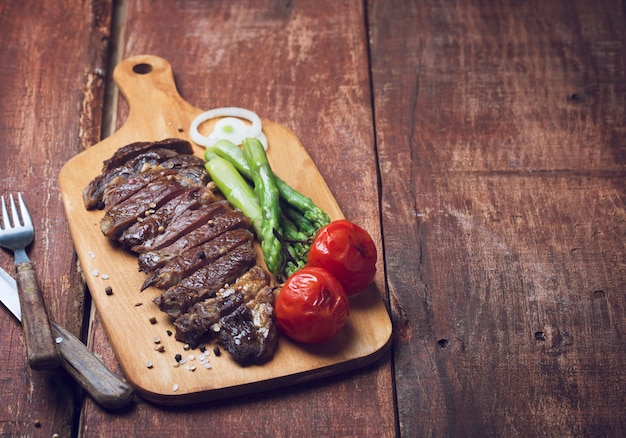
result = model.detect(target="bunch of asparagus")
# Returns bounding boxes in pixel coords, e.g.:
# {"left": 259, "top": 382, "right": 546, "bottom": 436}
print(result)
{"left": 204, "top": 138, "right": 330, "bottom": 281}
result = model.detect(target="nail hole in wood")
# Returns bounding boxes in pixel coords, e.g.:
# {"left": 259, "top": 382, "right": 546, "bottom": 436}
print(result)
{"left": 437, "top": 339, "right": 448, "bottom": 348}
{"left": 593, "top": 289, "right": 605, "bottom": 299}
{"left": 568, "top": 92, "right": 587, "bottom": 103}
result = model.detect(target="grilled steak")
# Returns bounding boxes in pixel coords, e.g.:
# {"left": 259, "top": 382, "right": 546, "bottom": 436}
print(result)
{"left": 130, "top": 199, "right": 226, "bottom": 254}
{"left": 173, "top": 266, "right": 277, "bottom": 366}
{"left": 100, "top": 176, "right": 188, "bottom": 240}
{"left": 159, "top": 154, "right": 210, "bottom": 187}
{"left": 102, "top": 167, "right": 179, "bottom": 210}
{"left": 142, "top": 228, "right": 254, "bottom": 290}
{"left": 137, "top": 208, "right": 250, "bottom": 272}
{"left": 85, "top": 138, "right": 279, "bottom": 366}
{"left": 83, "top": 139, "right": 194, "bottom": 210}
{"left": 118, "top": 187, "right": 211, "bottom": 248}
{"left": 101, "top": 138, "right": 193, "bottom": 174}
{"left": 153, "top": 241, "right": 257, "bottom": 319}
{"left": 217, "top": 285, "right": 277, "bottom": 365}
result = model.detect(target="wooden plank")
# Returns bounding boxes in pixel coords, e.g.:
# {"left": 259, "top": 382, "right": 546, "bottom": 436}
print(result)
{"left": 369, "top": 0, "right": 626, "bottom": 436}
{"left": 80, "top": 0, "right": 395, "bottom": 435}
{"left": 0, "top": 0, "right": 113, "bottom": 436}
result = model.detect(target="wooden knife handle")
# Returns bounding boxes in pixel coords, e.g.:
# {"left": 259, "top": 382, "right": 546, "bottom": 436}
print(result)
{"left": 15, "top": 262, "right": 61, "bottom": 370}
{"left": 51, "top": 322, "right": 135, "bottom": 409}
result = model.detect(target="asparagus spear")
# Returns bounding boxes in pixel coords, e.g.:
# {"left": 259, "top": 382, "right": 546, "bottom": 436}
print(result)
{"left": 242, "top": 138, "right": 284, "bottom": 275}
{"left": 204, "top": 156, "right": 263, "bottom": 237}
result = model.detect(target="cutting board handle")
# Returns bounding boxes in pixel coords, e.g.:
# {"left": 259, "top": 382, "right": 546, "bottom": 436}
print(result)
{"left": 112, "top": 55, "right": 200, "bottom": 141}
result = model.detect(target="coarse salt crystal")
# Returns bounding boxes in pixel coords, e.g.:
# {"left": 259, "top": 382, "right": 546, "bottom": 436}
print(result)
{"left": 101, "top": 274, "right": 109, "bottom": 280}
{"left": 87, "top": 250, "right": 96, "bottom": 259}
{"left": 91, "top": 269, "right": 99, "bottom": 277}
{"left": 172, "top": 383, "right": 179, "bottom": 392}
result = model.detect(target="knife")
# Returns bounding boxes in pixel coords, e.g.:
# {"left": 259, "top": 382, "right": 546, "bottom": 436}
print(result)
{"left": 0, "top": 267, "right": 134, "bottom": 409}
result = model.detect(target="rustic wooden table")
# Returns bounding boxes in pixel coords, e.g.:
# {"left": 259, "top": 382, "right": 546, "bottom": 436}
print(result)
{"left": 1, "top": 1, "right": 625, "bottom": 436}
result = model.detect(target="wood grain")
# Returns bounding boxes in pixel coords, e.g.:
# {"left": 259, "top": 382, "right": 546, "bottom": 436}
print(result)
{"left": 51, "top": 321, "right": 135, "bottom": 409}
{"left": 0, "top": 0, "right": 113, "bottom": 436}
{"left": 369, "top": 0, "right": 626, "bottom": 436}
{"left": 59, "top": 55, "right": 392, "bottom": 405}
{"left": 14, "top": 262, "right": 61, "bottom": 370}
{"left": 11, "top": 0, "right": 624, "bottom": 435}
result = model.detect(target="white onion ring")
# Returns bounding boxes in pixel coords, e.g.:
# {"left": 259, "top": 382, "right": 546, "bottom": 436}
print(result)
{"left": 190, "top": 107, "right": 268, "bottom": 150}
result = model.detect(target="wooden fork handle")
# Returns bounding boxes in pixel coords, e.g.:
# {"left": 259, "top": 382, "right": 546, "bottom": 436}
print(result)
{"left": 15, "top": 262, "right": 61, "bottom": 370}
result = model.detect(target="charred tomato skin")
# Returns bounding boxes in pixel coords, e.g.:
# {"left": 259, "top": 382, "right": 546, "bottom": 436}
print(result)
{"left": 306, "top": 219, "right": 377, "bottom": 296}
{"left": 275, "top": 267, "right": 349, "bottom": 344}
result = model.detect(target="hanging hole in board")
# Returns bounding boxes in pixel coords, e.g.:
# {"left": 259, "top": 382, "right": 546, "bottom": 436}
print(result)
{"left": 133, "top": 63, "right": 153, "bottom": 75}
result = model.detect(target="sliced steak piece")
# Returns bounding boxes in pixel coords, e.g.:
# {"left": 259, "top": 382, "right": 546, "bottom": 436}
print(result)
{"left": 142, "top": 228, "right": 254, "bottom": 290}
{"left": 160, "top": 155, "right": 211, "bottom": 187}
{"left": 174, "top": 287, "right": 246, "bottom": 349}
{"left": 137, "top": 207, "right": 250, "bottom": 272}
{"left": 217, "top": 285, "right": 277, "bottom": 366}
{"left": 118, "top": 187, "right": 215, "bottom": 249}
{"left": 153, "top": 241, "right": 257, "bottom": 319}
{"left": 130, "top": 199, "right": 228, "bottom": 253}
{"left": 101, "top": 138, "right": 193, "bottom": 174}
{"left": 83, "top": 143, "right": 192, "bottom": 210}
{"left": 102, "top": 168, "right": 178, "bottom": 210}
{"left": 100, "top": 177, "right": 187, "bottom": 240}
{"left": 122, "top": 148, "right": 181, "bottom": 172}
{"left": 99, "top": 148, "right": 181, "bottom": 204}
{"left": 173, "top": 266, "right": 270, "bottom": 348}
{"left": 83, "top": 174, "right": 111, "bottom": 210}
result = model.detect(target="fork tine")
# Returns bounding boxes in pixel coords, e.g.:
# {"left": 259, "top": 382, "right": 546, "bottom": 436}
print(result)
{"left": 16, "top": 193, "right": 32, "bottom": 228}
{"left": 0, "top": 196, "right": 8, "bottom": 230}
{"left": 8, "top": 194, "right": 20, "bottom": 227}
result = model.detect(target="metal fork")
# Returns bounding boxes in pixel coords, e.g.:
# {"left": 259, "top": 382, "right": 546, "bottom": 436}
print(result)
{"left": 0, "top": 193, "right": 60, "bottom": 370}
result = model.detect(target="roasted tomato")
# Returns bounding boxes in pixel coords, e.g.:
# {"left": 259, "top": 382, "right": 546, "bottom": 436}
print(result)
{"left": 275, "top": 267, "right": 349, "bottom": 344}
{"left": 306, "top": 219, "right": 377, "bottom": 295}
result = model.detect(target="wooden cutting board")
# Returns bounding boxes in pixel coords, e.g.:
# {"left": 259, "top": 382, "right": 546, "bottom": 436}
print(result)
{"left": 59, "top": 55, "right": 392, "bottom": 405}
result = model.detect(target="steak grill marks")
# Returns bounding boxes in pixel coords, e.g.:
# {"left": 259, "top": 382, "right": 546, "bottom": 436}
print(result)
{"left": 83, "top": 138, "right": 277, "bottom": 366}
{"left": 137, "top": 208, "right": 251, "bottom": 272}
{"left": 154, "top": 242, "right": 258, "bottom": 319}
{"left": 142, "top": 228, "right": 254, "bottom": 291}
{"left": 83, "top": 138, "right": 194, "bottom": 210}
{"left": 118, "top": 187, "right": 212, "bottom": 249}
{"left": 173, "top": 266, "right": 276, "bottom": 365}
